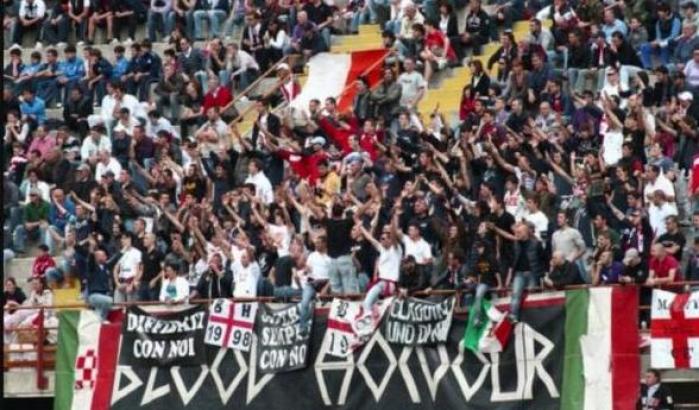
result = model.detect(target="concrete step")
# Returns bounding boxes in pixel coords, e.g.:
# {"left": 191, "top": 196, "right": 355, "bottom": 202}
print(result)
{"left": 358, "top": 24, "right": 381, "bottom": 35}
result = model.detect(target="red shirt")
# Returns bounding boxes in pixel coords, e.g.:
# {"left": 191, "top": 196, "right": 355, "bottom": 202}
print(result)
{"left": 359, "top": 133, "right": 379, "bottom": 161}
{"left": 33, "top": 254, "right": 56, "bottom": 278}
{"left": 649, "top": 255, "right": 679, "bottom": 281}
{"left": 202, "top": 86, "right": 233, "bottom": 113}
{"left": 425, "top": 30, "right": 456, "bottom": 61}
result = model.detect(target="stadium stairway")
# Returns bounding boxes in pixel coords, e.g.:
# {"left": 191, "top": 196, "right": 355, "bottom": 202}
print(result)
{"left": 417, "top": 19, "right": 546, "bottom": 123}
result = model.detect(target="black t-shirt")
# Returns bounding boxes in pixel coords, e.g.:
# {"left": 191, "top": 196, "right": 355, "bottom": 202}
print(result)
{"left": 141, "top": 248, "right": 164, "bottom": 283}
{"left": 272, "top": 255, "right": 294, "bottom": 287}
{"left": 195, "top": 270, "right": 232, "bottom": 299}
{"left": 2, "top": 288, "right": 26, "bottom": 308}
{"left": 256, "top": 246, "right": 278, "bottom": 278}
{"left": 303, "top": 2, "right": 333, "bottom": 25}
{"left": 471, "top": 255, "right": 499, "bottom": 287}
{"left": 491, "top": 211, "right": 515, "bottom": 263}
{"left": 325, "top": 218, "right": 353, "bottom": 257}
{"left": 514, "top": 240, "right": 531, "bottom": 272}
{"left": 656, "top": 231, "right": 686, "bottom": 261}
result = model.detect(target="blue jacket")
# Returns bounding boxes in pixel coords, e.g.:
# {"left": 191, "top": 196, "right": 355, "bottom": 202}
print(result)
{"left": 58, "top": 57, "right": 85, "bottom": 81}
{"left": 48, "top": 199, "right": 76, "bottom": 232}
{"left": 20, "top": 97, "right": 46, "bottom": 124}
{"left": 112, "top": 56, "right": 130, "bottom": 79}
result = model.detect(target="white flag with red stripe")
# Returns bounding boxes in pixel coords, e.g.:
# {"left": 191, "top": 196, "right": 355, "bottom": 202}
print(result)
{"left": 323, "top": 297, "right": 393, "bottom": 358}
{"left": 204, "top": 299, "right": 258, "bottom": 352}
{"left": 650, "top": 290, "right": 699, "bottom": 368}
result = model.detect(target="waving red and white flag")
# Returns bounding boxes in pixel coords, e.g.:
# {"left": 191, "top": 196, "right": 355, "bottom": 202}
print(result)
{"left": 650, "top": 290, "right": 699, "bottom": 368}
{"left": 290, "top": 49, "right": 388, "bottom": 113}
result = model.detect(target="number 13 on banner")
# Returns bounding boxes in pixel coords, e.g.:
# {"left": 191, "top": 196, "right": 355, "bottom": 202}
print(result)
{"left": 205, "top": 299, "right": 258, "bottom": 352}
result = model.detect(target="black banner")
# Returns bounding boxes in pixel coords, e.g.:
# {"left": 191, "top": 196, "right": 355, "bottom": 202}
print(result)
{"left": 119, "top": 305, "right": 207, "bottom": 367}
{"left": 382, "top": 297, "right": 455, "bottom": 346}
{"left": 255, "top": 303, "right": 311, "bottom": 374}
{"left": 111, "top": 299, "right": 567, "bottom": 409}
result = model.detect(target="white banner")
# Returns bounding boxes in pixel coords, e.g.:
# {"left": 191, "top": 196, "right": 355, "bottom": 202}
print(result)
{"left": 205, "top": 299, "right": 258, "bottom": 352}
{"left": 650, "top": 290, "right": 699, "bottom": 369}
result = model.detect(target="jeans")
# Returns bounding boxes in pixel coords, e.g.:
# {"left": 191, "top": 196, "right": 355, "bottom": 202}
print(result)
{"left": 367, "top": 0, "right": 388, "bottom": 23}
{"left": 156, "top": 92, "right": 181, "bottom": 121}
{"left": 168, "top": 10, "right": 195, "bottom": 39}
{"left": 221, "top": 12, "right": 244, "bottom": 38}
{"left": 328, "top": 255, "right": 359, "bottom": 294}
{"left": 13, "top": 225, "right": 47, "bottom": 253}
{"left": 468, "top": 283, "right": 491, "bottom": 322}
{"left": 88, "top": 293, "right": 113, "bottom": 320}
{"left": 42, "top": 17, "right": 70, "bottom": 44}
{"left": 114, "top": 284, "right": 139, "bottom": 303}
{"left": 510, "top": 271, "right": 538, "bottom": 320}
{"left": 362, "top": 280, "right": 386, "bottom": 311}
{"left": 234, "top": 68, "right": 258, "bottom": 91}
{"left": 319, "top": 27, "right": 331, "bottom": 52}
{"left": 3, "top": 249, "right": 15, "bottom": 276}
{"left": 193, "top": 9, "right": 227, "bottom": 40}
{"left": 147, "top": 11, "right": 172, "bottom": 42}
{"left": 639, "top": 42, "right": 671, "bottom": 69}
{"left": 36, "top": 79, "right": 60, "bottom": 107}
{"left": 138, "top": 282, "right": 159, "bottom": 301}
{"left": 297, "top": 283, "right": 316, "bottom": 330}
{"left": 273, "top": 285, "right": 302, "bottom": 301}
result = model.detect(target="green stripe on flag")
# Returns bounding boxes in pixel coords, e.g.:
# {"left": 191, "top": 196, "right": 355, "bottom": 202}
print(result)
{"left": 54, "top": 310, "right": 80, "bottom": 410}
{"left": 463, "top": 298, "right": 490, "bottom": 352}
{"left": 561, "top": 289, "right": 589, "bottom": 410}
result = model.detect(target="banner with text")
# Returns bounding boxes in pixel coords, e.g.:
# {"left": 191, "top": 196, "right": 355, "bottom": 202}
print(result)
{"left": 205, "top": 299, "right": 258, "bottom": 352}
{"left": 382, "top": 297, "right": 455, "bottom": 346}
{"left": 255, "top": 303, "right": 311, "bottom": 374}
{"left": 110, "top": 298, "right": 565, "bottom": 409}
{"left": 119, "top": 305, "right": 206, "bottom": 367}
{"left": 325, "top": 297, "right": 393, "bottom": 357}
{"left": 103, "top": 291, "right": 639, "bottom": 410}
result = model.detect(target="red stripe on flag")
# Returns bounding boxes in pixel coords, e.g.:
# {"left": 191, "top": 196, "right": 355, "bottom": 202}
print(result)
{"left": 650, "top": 292, "right": 699, "bottom": 368}
{"left": 327, "top": 318, "right": 354, "bottom": 333}
{"left": 337, "top": 49, "right": 389, "bottom": 112}
{"left": 91, "top": 313, "right": 123, "bottom": 410}
{"left": 611, "top": 287, "right": 640, "bottom": 410}
{"left": 494, "top": 295, "right": 566, "bottom": 311}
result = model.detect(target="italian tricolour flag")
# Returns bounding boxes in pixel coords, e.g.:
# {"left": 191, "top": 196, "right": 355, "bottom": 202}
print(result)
{"left": 289, "top": 49, "right": 388, "bottom": 113}
{"left": 54, "top": 310, "right": 121, "bottom": 410}
{"left": 466, "top": 287, "right": 639, "bottom": 410}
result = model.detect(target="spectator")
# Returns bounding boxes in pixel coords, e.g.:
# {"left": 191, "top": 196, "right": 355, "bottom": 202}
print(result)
{"left": 193, "top": 0, "right": 229, "bottom": 40}
{"left": 647, "top": 242, "right": 679, "bottom": 286}
{"left": 87, "top": 0, "right": 115, "bottom": 44}
{"left": 545, "top": 250, "right": 582, "bottom": 289}
{"left": 13, "top": 0, "right": 46, "bottom": 49}
{"left": 19, "top": 87, "right": 46, "bottom": 126}
{"left": 639, "top": 369, "right": 674, "bottom": 410}
{"left": 63, "top": 87, "right": 92, "bottom": 136}
{"left": 505, "top": 223, "right": 545, "bottom": 322}
{"left": 12, "top": 187, "right": 49, "bottom": 253}
{"left": 41, "top": 0, "right": 70, "bottom": 47}
{"left": 2, "top": 277, "right": 27, "bottom": 315}
{"left": 56, "top": 45, "right": 85, "bottom": 104}
{"left": 640, "top": 3, "right": 681, "bottom": 69}
{"left": 148, "top": 0, "right": 173, "bottom": 42}
{"left": 160, "top": 261, "right": 190, "bottom": 303}
{"left": 3, "top": 276, "right": 53, "bottom": 345}
{"left": 113, "top": 232, "right": 142, "bottom": 302}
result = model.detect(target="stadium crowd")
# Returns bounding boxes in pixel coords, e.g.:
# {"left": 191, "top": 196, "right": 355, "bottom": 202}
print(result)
{"left": 3, "top": 0, "right": 699, "bottom": 352}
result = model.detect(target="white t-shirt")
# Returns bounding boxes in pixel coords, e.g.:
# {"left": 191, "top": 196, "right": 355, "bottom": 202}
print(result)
{"left": 524, "top": 211, "right": 549, "bottom": 240}
{"left": 94, "top": 157, "right": 123, "bottom": 181}
{"left": 117, "top": 247, "right": 142, "bottom": 280}
{"left": 232, "top": 261, "right": 261, "bottom": 298}
{"left": 398, "top": 71, "right": 426, "bottom": 107}
{"left": 644, "top": 174, "right": 676, "bottom": 203}
{"left": 268, "top": 224, "right": 291, "bottom": 257}
{"left": 504, "top": 189, "right": 526, "bottom": 221}
{"left": 401, "top": 236, "right": 432, "bottom": 265}
{"left": 649, "top": 202, "right": 678, "bottom": 237}
{"left": 306, "top": 251, "right": 331, "bottom": 281}
{"left": 245, "top": 171, "right": 274, "bottom": 204}
{"left": 377, "top": 245, "right": 402, "bottom": 282}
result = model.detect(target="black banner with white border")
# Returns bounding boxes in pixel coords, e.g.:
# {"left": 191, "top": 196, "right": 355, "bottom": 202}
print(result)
{"left": 119, "top": 305, "right": 207, "bottom": 367}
